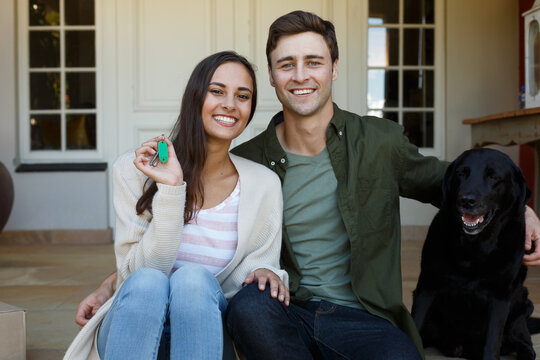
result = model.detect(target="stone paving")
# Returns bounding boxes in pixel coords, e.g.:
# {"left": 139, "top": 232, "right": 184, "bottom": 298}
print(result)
{"left": 1, "top": 241, "right": 540, "bottom": 359}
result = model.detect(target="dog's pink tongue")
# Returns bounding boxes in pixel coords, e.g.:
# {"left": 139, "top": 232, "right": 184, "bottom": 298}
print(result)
{"left": 462, "top": 213, "right": 484, "bottom": 224}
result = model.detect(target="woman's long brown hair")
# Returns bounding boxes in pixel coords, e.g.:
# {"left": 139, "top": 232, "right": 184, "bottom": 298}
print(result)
{"left": 135, "top": 51, "right": 258, "bottom": 223}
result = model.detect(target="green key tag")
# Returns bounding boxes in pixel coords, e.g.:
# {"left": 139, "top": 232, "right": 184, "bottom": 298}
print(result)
{"left": 158, "top": 140, "right": 168, "bottom": 163}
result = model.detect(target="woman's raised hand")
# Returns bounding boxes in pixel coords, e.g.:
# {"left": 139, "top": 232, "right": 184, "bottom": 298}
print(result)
{"left": 134, "top": 135, "right": 184, "bottom": 186}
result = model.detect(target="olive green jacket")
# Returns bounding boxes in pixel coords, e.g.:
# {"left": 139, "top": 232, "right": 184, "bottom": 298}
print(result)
{"left": 231, "top": 104, "right": 449, "bottom": 355}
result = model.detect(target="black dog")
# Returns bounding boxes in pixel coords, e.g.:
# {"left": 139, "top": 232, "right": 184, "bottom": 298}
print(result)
{"left": 411, "top": 148, "right": 535, "bottom": 360}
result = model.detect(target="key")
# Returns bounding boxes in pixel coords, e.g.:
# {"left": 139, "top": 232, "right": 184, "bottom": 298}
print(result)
{"left": 150, "top": 140, "right": 168, "bottom": 167}
{"left": 150, "top": 151, "right": 159, "bottom": 167}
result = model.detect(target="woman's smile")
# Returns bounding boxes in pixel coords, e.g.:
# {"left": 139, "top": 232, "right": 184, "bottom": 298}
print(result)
{"left": 213, "top": 114, "right": 238, "bottom": 127}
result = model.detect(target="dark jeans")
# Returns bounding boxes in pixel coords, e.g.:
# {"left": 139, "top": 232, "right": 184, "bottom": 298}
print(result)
{"left": 225, "top": 283, "right": 421, "bottom": 360}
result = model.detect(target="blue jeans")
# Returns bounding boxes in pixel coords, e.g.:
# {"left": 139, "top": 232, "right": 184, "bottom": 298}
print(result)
{"left": 225, "top": 283, "right": 422, "bottom": 360}
{"left": 97, "top": 266, "right": 234, "bottom": 359}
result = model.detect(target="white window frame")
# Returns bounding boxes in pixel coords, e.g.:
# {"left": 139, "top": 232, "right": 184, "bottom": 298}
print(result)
{"left": 347, "top": 0, "right": 445, "bottom": 159}
{"left": 17, "top": 0, "right": 104, "bottom": 164}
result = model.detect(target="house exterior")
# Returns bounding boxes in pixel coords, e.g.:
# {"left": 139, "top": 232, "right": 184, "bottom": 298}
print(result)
{"left": 0, "top": 0, "right": 523, "bottom": 241}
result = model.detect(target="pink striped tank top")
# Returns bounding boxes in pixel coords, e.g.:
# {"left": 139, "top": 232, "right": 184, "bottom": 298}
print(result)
{"left": 171, "top": 180, "right": 240, "bottom": 275}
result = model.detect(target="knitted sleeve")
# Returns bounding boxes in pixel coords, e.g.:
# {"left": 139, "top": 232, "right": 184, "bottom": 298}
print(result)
{"left": 112, "top": 152, "right": 186, "bottom": 284}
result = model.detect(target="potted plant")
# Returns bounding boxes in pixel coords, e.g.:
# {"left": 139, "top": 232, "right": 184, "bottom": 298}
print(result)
{"left": 0, "top": 162, "right": 14, "bottom": 233}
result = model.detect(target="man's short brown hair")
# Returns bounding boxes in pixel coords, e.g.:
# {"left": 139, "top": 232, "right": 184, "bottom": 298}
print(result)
{"left": 266, "top": 10, "right": 339, "bottom": 67}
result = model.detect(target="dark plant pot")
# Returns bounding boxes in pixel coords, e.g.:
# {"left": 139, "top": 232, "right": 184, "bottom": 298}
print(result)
{"left": 0, "top": 162, "right": 14, "bottom": 233}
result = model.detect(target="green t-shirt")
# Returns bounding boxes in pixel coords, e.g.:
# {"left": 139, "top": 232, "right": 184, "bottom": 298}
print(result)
{"left": 282, "top": 148, "right": 362, "bottom": 309}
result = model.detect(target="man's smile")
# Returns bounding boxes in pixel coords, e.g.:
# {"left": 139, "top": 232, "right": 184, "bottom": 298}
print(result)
{"left": 290, "top": 88, "right": 315, "bottom": 95}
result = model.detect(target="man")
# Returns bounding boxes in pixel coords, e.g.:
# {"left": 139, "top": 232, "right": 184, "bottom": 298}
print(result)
{"left": 77, "top": 10, "right": 540, "bottom": 359}
{"left": 224, "top": 11, "right": 436, "bottom": 359}
{"left": 226, "top": 10, "right": 540, "bottom": 359}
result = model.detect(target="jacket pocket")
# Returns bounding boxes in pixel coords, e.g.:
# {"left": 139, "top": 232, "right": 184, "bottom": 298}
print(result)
{"left": 356, "top": 177, "right": 393, "bottom": 233}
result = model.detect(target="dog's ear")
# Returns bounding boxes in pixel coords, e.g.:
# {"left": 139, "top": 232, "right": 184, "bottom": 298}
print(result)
{"left": 512, "top": 163, "right": 532, "bottom": 208}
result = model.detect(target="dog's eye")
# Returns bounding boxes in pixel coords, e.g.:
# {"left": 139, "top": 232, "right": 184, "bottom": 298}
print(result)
{"left": 485, "top": 168, "right": 501, "bottom": 182}
{"left": 456, "top": 167, "right": 469, "bottom": 178}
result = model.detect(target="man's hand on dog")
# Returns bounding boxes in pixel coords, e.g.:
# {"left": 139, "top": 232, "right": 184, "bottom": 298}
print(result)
{"left": 524, "top": 205, "right": 540, "bottom": 266}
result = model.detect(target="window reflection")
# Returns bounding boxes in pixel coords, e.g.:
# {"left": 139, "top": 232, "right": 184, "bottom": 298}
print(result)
{"left": 66, "top": 31, "right": 95, "bottom": 67}
{"left": 30, "top": 72, "right": 61, "bottom": 109}
{"left": 368, "top": 0, "right": 398, "bottom": 24}
{"left": 403, "top": 29, "right": 434, "bottom": 66}
{"left": 368, "top": 70, "right": 398, "bottom": 108}
{"left": 30, "top": 114, "right": 61, "bottom": 150}
{"left": 30, "top": 31, "right": 60, "bottom": 68}
{"left": 368, "top": 28, "right": 399, "bottom": 67}
{"left": 367, "top": 110, "right": 398, "bottom": 123}
{"left": 404, "top": 0, "right": 434, "bottom": 24}
{"left": 403, "top": 112, "right": 434, "bottom": 147}
{"left": 403, "top": 70, "right": 434, "bottom": 107}
{"left": 67, "top": 114, "right": 96, "bottom": 149}
{"left": 66, "top": 72, "right": 96, "bottom": 109}
{"left": 65, "top": 0, "right": 95, "bottom": 25}
{"left": 29, "top": 0, "right": 60, "bottom": 26}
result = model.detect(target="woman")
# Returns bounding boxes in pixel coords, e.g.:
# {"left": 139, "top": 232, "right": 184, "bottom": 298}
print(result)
{"left": 64, "top": 51, "right": 288, "bottom": 360}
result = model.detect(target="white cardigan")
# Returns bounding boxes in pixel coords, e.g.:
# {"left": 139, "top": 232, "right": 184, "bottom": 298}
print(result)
{"left": 64, "top": 152, "right": 287, "bottom": 360}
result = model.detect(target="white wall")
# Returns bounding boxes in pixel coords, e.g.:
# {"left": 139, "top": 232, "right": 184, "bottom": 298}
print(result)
{"left": 0, "top": 0, "right": 109, "bottom": 230}
{"left": 0, "top": 0, "right": 522, "bottom": 230}
{"left": 445, "top": 0, "right": 519, "bottom": 161}
{"left": 0, "top": 0, "right": 16, "bottom": 172}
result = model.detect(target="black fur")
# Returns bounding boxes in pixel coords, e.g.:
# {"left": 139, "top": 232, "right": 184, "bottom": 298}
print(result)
{"left": 411, "top": 148, "right": 534, "bottom": 360}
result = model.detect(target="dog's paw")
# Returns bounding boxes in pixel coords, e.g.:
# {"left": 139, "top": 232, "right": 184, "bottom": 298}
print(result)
{"left": 451, "top": 345, "right": 464, "bottom": 358}
{"left": 516, "top": 347, "right": 535, "bottom": 360}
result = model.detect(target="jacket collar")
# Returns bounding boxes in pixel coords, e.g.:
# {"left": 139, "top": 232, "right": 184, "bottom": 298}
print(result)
{"left": 263, "top": 111, "right": 287, "bottom": 162}
{"left": 328, "top": 103, "right": 346, "bottom": 138}
{"left": 263, "top": 103, "right": 346, "bottom": 160}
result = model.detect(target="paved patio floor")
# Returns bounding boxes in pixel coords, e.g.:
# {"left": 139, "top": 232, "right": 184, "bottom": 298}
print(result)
{"left": 1, "top": 241, "right": 540, "bottom": 359}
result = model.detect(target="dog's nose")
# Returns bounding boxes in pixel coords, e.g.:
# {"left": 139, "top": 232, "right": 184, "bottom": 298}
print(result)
{"left": 458, "top": 194, "right": 477, "bottom": 209}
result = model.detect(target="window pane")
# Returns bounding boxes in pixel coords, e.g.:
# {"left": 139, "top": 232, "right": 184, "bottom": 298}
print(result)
{"left": 368, "top": 110, "right": 398, "bottom": 122}
{"left": 382, "top": 111, "right": 398, "bottom": 122}
{"left": 66, "top": 31, "right": 95, "bottom": 67}
{"left": 404, "top": 0, "right": 434, "bottom": 24}
{"left": 369, "top": 0, "right": 398, "bottom": 24}
{"left": 29, "top": 0, "right": 60, "bottom": 26}
{"left": 30, "top": 114, "right": 61, "bottom": 150}
{"left": 30, "top": 72, "right": 61, "bottom": 109}
{"left": 403, "top": 70, "right": 434, "bottom": 107}
{"left": 368, "top": 70, "right": 398, "bottom": 108}
{"left": 65, "top": 0, "right": 95, "bottom": 25}
{"left": 368, "top": 28, "right": 398, "bottom": 66}
{"left": 29, "top": 31, "right": 60, "bottom": 68}
{"left": 67, "top": 114, "right": 96, "bottom": 149}
{"left": 403, "top": 112, "right": 434, "bottom": 147}
{"left": 403, "top": 29, "right": 434, "bottom": 66}
{"left": 66, "top": 72, "right": 96, "bottom": 109}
